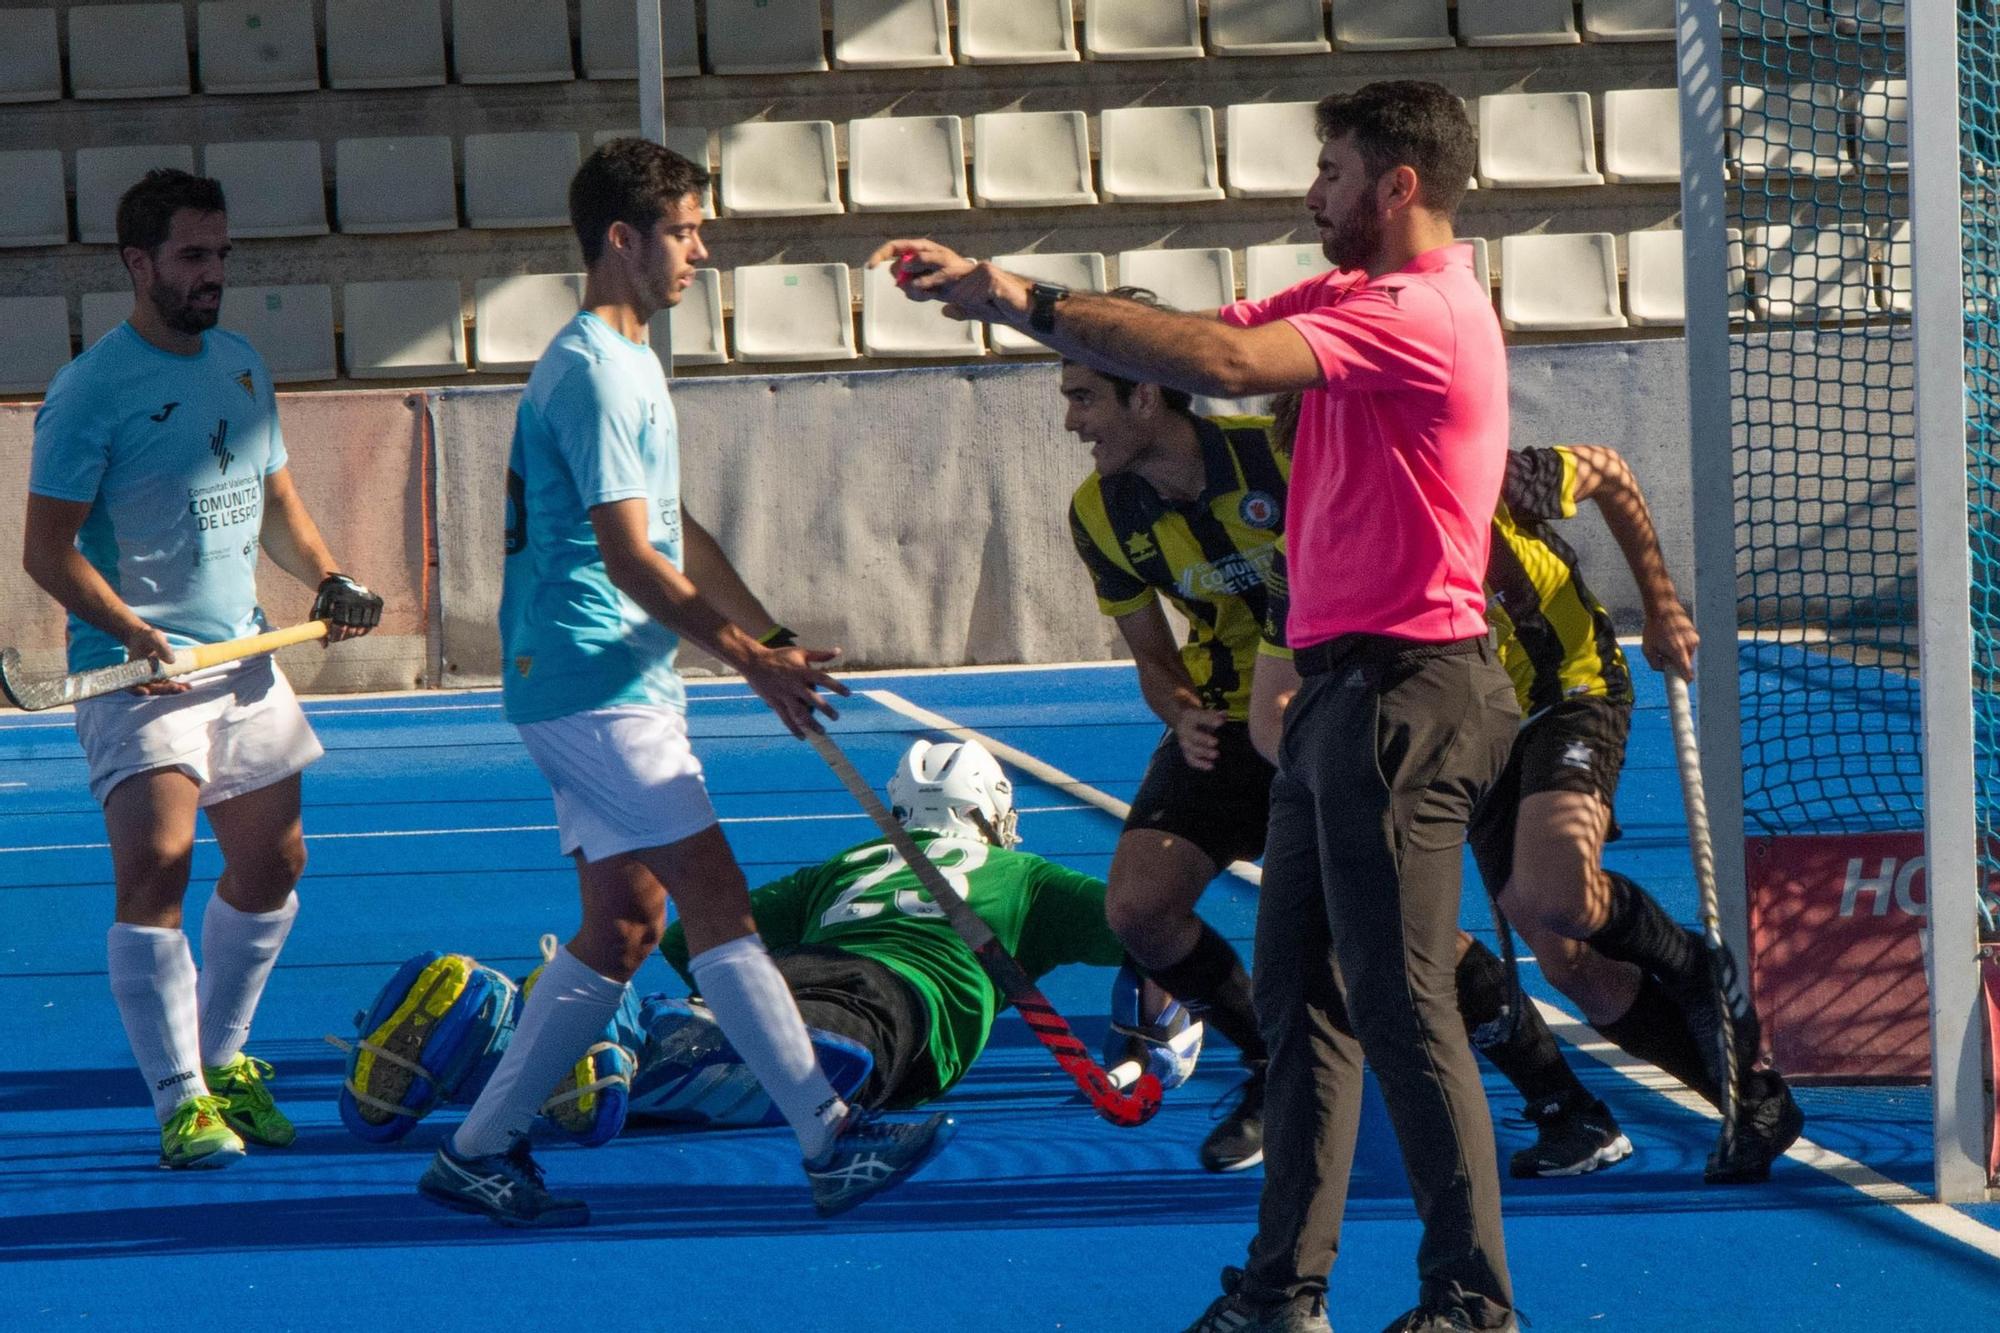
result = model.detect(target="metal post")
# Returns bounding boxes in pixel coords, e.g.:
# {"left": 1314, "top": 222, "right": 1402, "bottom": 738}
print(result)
{"left": 635, "top": 0, "right": 670, "bottom": 373}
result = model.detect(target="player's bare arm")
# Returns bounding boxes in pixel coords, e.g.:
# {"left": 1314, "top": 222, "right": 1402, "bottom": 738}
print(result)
{"left": 1563, "top": 444, "right": 1698, "bottom": 677}
{"left": 1115, "top": 603, "right": 1225, "bottom": 770}
{"left": 1247, "top": 652, "right": 1301, "bottom": 767}
{"left": 259, "top": 467, "right": 378, "bottom": 643}
{"left": 23, "top": 492, "right": 187, "bottom": 693}
{"left": 680, "top": 510, "right": 787, "bottom": 643}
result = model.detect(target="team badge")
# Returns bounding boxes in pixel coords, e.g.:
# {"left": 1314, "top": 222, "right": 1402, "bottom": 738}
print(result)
{"left": 235, "top": 370, "right": 256, "bottom": 398}
{"left": 1559, "top": 740, "right": 1594, "bottom": 770}
{"left": 1238, "top": 491, "right": 1280, "bottom": 529}
{"left": 1125, "top": 532, "right": 1157, "bottom": 560}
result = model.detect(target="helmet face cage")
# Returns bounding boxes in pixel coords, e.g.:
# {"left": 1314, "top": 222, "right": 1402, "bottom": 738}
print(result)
{"left": 887, "top": 740, "right": 1021, "bottom": 848}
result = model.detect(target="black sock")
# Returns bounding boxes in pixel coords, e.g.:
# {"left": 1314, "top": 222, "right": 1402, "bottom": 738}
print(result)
{"left": 1587, "top": 872, "right": 1702, "bottom": 988}
{"left": 1455, "top": 938, "right": 1588, "bottom": 1107}
{"left": 1597, "top": 973, "right": 1722, "bottom": 1105}
{"left": 1146, "top": 922, "right": 1268, "bottom": 1066}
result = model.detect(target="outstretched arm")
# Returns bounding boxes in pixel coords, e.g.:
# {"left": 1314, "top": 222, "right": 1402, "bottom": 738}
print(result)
{"left": 1564, "top": 444, "right": 1698, "bottom": 677}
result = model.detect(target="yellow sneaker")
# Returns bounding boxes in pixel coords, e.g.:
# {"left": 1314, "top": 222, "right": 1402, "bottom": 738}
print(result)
{"left": 204, "top": 1053, "right": 297, "bottom": 1147}
{"left": 160, "top": 1094, "right": 246, "bottom": 1169}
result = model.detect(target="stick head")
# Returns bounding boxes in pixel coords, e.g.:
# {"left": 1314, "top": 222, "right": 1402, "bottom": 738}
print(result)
{"left": 0, "top": 648, "right": 36, "bottom": 710}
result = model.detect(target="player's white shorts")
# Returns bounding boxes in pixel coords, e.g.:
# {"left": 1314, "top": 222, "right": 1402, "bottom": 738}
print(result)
{"left": 516, "top": 704, "right": 717, "bottom": 862}
{"left": 73, "top": 654, "right": 324, "bottom": 807}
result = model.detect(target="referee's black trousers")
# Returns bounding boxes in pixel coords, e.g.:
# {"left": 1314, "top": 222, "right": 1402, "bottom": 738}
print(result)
{"left": 1242, "top": 638, "right": 1520, "bottom": 1325}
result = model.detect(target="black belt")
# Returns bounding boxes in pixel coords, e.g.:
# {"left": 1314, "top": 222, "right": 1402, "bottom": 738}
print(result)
{"left": 1293, "top": 632, "right": 1490, "bottom": 677}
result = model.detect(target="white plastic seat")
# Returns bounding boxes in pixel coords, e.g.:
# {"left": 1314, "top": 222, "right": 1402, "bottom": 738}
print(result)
{"left": 731, "top": 264, "right": 857, "bottom": 363}
{"left": 1330, "top": 0, "right": 1451, "bottom": 49}
{"left": 202, "top": 141, "right": 328, "bottom": 238}
{"left": 1582, "top": 0, "right": 1674, "bottom": 40}
{"left": 1116, "top": 248, "right": 1235, "bottom": 313}
{"left": 1478, "top": 94, "right": 1603, "bottom": 188}
{"left": 958, "top": 0, "right": 1079, "bottom": 63}
{"left": 833, "top": 0, "right": 952, "bottom": 69}
{"left": 1226, "top": 102, "right": 1321, "bottom": 199}
{"left": 1499, "top": 233, "right": 1626, "bottom": 331}
{"left": 1100, "top": 106, "right": 1223, "bottom": 203}
{"left": 706, "top": 0, "right": 829, "bottom": 74}
{"left": 718, "top": 121, "right": 842, "bottom": 217}
{"left": 1207, "top": 0, "right": 1328, "bottom": 55}
{"left": 326, "top": 0, "right": 446, "bottom": 88}
{"left": 0, "top": 151, "right": 69, "bottom": 248}
{"left": 1724, "top": 1, "right": 1831, "bottom": 38}
{"left": 220, "top": 285, "right": 336, "bottom": 382}
{"left": 1730, "top": 84, "right": 1848, "bottom": 178}
{"left": 81, "top": 292, "right": 130, "bottom": 349}
{"left": 1084, "top": 0, "right": 1202, "bottom": 60}
{"left": 972, "top": 111, "right": 1097, "bottom": 207}
{"left": 1856, "top": 78, "right": 1908, "bottom": 172}
{"left": 0, "top": 10, "right": 63, "bottom": 103}
{"left": 1458, "top": 0, "right": 1581, "bottom": 45}
{"left": 335, "top": 137, "right": 459, "bottom": 233}
{"left": 342, "top": 280, "right": 468, "bottom": 378}
{"left": 847, "top": 117, "right": 969, "bottom": 213}
{"left": 582, "top": 0, "right": 700, "bottom": 78}
{"left": 1625, "top": 229, "right": 1686, "bottom": 326}
{"left": 474, "top": 273, "right": 585, "bottom": 373}
{"left": 69, "top": 4, "right": 190, "bottom": 99}
{"left": 1830, "top": 1, "right": 1904, "bottom": 34}
{"left": 1602, "top": 88, "right": 1681, "bottom": 184}
{"left": 1883, "top": 218, "right": 1910, "bottom": 316}
{"left": 861, "top": 265, "right": 987, "bottom": 357}
{"left": 1747, "top": 224, "right": 1874, "bottom": 322}
{"left": 1244, "top": 244, "right": 1332, "bottom": 301}
{"left": 648, "top": 269, "right": 727, "bottom": 366}
{"left": 77, "top": 145, "right": 198, "bottom": 244}
{"left": 463, "top": 132, "right": 581, "bottom": 228}
{"left": 197, "top": 1, "right": 319, "bottom": 94}
{"left": 453, "top": 0, "right": 573, "bottom": 83}
{"left": 1467, "top": 236, "right": 1492, "bottom": 292}
{"left": 0, "top": 297, "right": 72, "bottom": 395}
{"left": 989, "top": 252, "right": 1108, "bottom": 352}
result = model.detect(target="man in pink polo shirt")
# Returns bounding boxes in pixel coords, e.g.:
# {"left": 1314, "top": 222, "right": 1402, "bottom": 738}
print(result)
{"left": 871, "top": 82, "right": 1521, "bottom": 1333}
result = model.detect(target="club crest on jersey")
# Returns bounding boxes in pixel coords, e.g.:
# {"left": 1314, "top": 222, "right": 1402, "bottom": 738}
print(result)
{"left": 236, "top": 369, "right": 256, "bottom": 398}
{"left": 1559, "top": 740, "right": 1594, "bottom": 770}
{"left": 1238, "top": 491, "right": 1280, "bottom": 529}
{"left": 1124, "top": 531, "right": 1157, "bottom": 561}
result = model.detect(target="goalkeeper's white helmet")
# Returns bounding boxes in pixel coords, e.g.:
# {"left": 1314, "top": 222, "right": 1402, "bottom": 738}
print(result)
{"left": 887, "top": 739, "right": 1020, "bottom": 848}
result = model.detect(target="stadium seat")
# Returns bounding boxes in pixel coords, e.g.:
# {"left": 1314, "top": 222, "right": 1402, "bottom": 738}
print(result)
{"left": 197, "top": 1, "right": 319, "bottom": 94}
{"left": 1116, "top": 248, "right": 1235, "bottom": 313}
{"left": 202, "top": 141, "right": 328, "bottom": 238}
{"left": 1723, "top": 1, "right": 1832, "bottom": 38}
{"left": 1730, "top": 84, "right": 1848, "bottom": 178}
{"left": 1466, "top": 236, "right": 1492, "bottom": 292}
{"left": 972, "top": 111, "right": 1097, "bottom": 207}
{"left": 989, "top": 251, "right": 1107, "bottom": 352}
{"left": 1207, "top": 0, "right": 1329, "bottom": 55}
{"left": 957, "top": 0, "right": 1080, "bottom": 63}
{"left": 582, "top": 0, "right": 700, "bottom": 78}
{"left": 1458, "top": 0, "right": 1581, "bottom": 45}
{"left": 649, "top": 268, "right": 727, "bottom": 365}
{"left": 81, "top": 292, "right": 130, "bottom": 349}
{"left": 453, "top": 0, "right": 574, "bottom": 83}
{"left": 1099, "top": 106, "right": 1224, "bottom": 203}
{"left": 1856, "top": 77, "right": 1909, "bottom": 172}
{"left": 342, "top": 280, "right": 468, "bottom": 378}
{"left": 1883, "top": 218, "right": 1910, "bottom": 316}
{"left": 847, "top": 116, "right": 970, "bottom": 212}
{"left": 731, "top": 264, "right": 857, "bottom": 362}
{"left": 326, "top": 0, "right": 447, "bottom": 88}
{"left": 77, "top": 145, "right": 198, "bottom": 244}
{"left": 1581, "top": 0, "right": 1674, "bottom": 40}
{"left": 0, "top": 297, "right": 71, "bottom": 395}
{"left": 1329, "top": 0, "right": 1451, "bottom": 49}
{"left": 718, "top": 121, "right": 843, "bottom": 217}
{"left": 1498, "top": 233, "right": 1627, "bottom": 331}
{"left": 1747, "top": 223, "right": 1874, "bottom": 321}
{"left": 834, "top": 0, "right": 953, "bottom": 68}
{"left": 1602, "top": 88, "right": 1681, "bottom": 184}
{"left": 473, "top": 273, "right": 585, "bottom": 373}
{"left": 69, "top": 4, "right": 190, "bottom": 99}
{"left": 593, "top": 128, "right": 715, "bottom": 216}
{"left": 1225, "top": 101, "right": 1321, "bottom": 199}
{"left": 1833, "top": 1, "right": 1905, "bottom": 34}
{"left": 1624, "top": 228, "right": 1686, "bottom": 326}
{"left": 0, "top": 151, "right": 69, "bottom": 248}
{"left": 463, "top": 132, "right": 581, "bottom": 228}
{"left": 1245, "top": 243, "right": 1332, "bottom": 301}
{"left": 335, "top": 136, "right": 459, "bottom": 233}
{"left": 706, "top": 0, "right": 829, "bottom": 74}
{"left": 1084, "top": 0, "right": 1203, "bottom": 60}
{"left": 221, "top": 285, "right": 337, "bottom": 382}
{"left": 0, "top": 10, "right": 63, "bottom": 103}
{"left": 1478, "top": 93, "right": 1603, "bottom": 188}
{"left": 861, "top": 264, "right": 987, "bottom": 357}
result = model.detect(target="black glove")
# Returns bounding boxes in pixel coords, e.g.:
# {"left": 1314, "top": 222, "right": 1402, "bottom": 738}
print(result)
{"left": 312, "top": 573, "right": 384, "bottom": 630}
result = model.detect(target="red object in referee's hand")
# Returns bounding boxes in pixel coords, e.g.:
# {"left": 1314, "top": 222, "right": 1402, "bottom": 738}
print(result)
{"left": 893, "top": 251, "right": 923, "bottom": 287}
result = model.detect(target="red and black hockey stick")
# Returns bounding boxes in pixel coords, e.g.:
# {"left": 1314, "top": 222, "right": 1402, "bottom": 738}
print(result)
{"left": 805, "top": 727, "right": 1163, "bottom": 1127}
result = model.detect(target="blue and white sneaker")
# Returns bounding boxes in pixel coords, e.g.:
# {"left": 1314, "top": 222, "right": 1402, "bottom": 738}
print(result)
{"left": 417, "top": 1137, "right": 589, "bottom": 1228}
{"left": 803, "top": 1109, "right": 954, "bottom": 1217}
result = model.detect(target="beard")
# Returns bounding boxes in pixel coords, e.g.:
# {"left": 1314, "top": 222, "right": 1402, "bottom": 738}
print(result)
{"left": 1318, "top": 197, "right": 1384, "bottom": 272}
{"left": 151, "top": 277, "right": 221, "bottom": 335}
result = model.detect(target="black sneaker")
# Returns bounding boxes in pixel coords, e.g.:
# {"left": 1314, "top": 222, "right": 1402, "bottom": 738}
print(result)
{"left": 1201, "top": 1068, "right": 1266, "bottom": 1173}
{"left": 1181, "top": 1267, "right": 1331, "bottom": 1333}
{"left": 804, "top": 1108, "right": 954, "bottom": 1217}
{"left": 1378, "top": 1304, "right": 1518, "bottom": 1332}
{"left": 417, "top": 1137, "right": 589, "bottom": 1228}
{"left": 1507, "top": 1093, "right": 1633, "bottom": 1178}
{"left": 1706, "top": 1069, "right": 1806, "bottom": 1184}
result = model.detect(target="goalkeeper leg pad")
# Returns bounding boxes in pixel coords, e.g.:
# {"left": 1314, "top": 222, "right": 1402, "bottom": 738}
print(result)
{"left": 1105, "top": 961, "right": 1205, "bottom": 1093}
{"left": 528, "top": 980, "right": 646, "bottom": 1148}
{"left": 627, "top": 995, "right": 874, "bottom": 1127}
{"left": 336, "top": 952, "right": 518, "bottom": 1143}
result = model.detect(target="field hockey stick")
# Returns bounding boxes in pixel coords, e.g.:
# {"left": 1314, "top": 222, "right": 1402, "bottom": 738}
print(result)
{"left": 0, "top": 620, "right": 330, "bottom": 712}
{"left": 1665, "top": 671, "right": 1741, "bottom": 1165}
{"left": 805, "top": 726, "right": 1164, "bottom": 1127}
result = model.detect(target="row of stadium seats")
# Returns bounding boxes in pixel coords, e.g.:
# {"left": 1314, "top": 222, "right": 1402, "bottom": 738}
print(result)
{"left": 0, "top": 1, "right": 1681, "bottom": 103}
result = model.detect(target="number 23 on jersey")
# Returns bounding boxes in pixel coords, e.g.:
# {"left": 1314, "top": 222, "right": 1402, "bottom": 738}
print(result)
{"left": 819, "top": 838, "right": 990, "bottom": 928}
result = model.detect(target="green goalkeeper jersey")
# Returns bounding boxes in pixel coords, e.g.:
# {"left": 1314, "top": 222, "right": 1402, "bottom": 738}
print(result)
{"left": 659, "top": 831, "right": 1125, "bottom": 1094}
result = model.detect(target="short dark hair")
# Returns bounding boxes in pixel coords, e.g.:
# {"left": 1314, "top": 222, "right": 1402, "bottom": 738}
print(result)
{"left": 116, "top": 169, "right": 227, "bottom": 254}
{"left": 569, "top": 138, "right": 711, "bottom": 265}
{"left": 1062, "top": 286, "right": 1195, "bottom": 416}
{"left": 1314, "top": 80, "right": 1476, "bottom": 217}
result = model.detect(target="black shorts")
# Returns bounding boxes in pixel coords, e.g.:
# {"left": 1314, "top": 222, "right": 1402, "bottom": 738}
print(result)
{"left": 1466, "top": 693, "right": 1631, "bottom": 894}
{"left": 1122, "top": 720, "right": 1275, "bottom": 869}
{"left": 772, "top": 944, "right": 940, "bottom": 1111}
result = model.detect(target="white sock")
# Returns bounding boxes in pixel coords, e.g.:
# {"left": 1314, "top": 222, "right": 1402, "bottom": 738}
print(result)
{"left": 452, "top": 946, "right": 627, "bottom": 1159}
{"left": 197, "top": 891, "right": 299, "bottom": 1067}
{"left": 107, "top": 924, "right": 206, "bottom": 1123}
{"left": 688, "top": 935, "right": 848, "bottom": 1160}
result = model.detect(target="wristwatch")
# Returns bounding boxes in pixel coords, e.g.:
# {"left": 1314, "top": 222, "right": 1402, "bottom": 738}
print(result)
{"left": 1027, "top": 281, "right": 1070, "bottom": 335}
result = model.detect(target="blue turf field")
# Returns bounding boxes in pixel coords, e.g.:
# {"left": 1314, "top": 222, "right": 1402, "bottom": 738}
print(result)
{"left": 3, "top": 663, "right": 1998, "bottom": 1330}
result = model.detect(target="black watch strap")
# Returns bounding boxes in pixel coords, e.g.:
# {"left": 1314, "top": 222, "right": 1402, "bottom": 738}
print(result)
{"left": 1028, "top": 282, "right": 1069, "bottom": 335}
